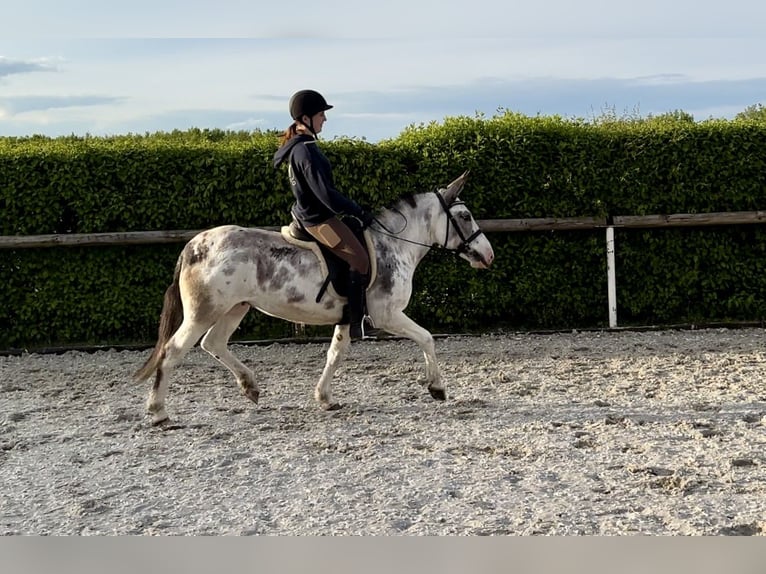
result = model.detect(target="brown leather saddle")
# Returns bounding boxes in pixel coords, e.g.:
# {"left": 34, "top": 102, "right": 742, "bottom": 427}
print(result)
{"left": 280, "top": 217, "right": 376, "bottom": 302}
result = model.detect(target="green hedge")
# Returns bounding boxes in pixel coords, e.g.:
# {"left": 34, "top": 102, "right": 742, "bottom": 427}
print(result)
{"left": 2, "top": 115, "right": 766, "bottom": 350}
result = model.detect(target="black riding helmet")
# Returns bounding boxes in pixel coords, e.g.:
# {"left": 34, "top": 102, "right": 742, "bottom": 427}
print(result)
{"left": 289, "top": 90, "right": 333, "bottom": 137}
{"left": 289, "top": 89, "right": 333, "bottom": 122}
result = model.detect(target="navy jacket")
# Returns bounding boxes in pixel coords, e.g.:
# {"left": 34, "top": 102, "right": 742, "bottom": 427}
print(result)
{"left": 273, "top": 134, "right": 365, "bottom": 226}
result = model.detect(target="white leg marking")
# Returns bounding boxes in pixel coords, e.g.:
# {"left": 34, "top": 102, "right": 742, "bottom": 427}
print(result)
{"left": 146, "top": 319, "right": 211, "bottom": 424}
{"left": 314, "top": 324, "right": 352, "bottom": 409}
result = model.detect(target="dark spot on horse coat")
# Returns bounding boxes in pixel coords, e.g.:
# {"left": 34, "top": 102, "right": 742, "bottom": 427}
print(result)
{"left": 222, "top": 266, "right": 236, "bottom": 276}
{"left": 270, "top": 246, "right": 302, "bottom": 266}
{"left": 286, "top": 287, "right": 305, "bottom": 304}
{"left": 395, "top": 195, "right": 418, "bottom": 210}
{"left": 230, "top": 251, "right": 256, "bottom": 265}
{"left": 421, "top": 206, "right": 433, "bottom": 226}
{"left": 374, "top": 242, "right": 398, "bottom": 295}
{"left": 193, "top": 291, "right": 216, "bottom": 320}
{"left": 256, "top": 257, "right": 277, "bottom": 285}
{"left": 152, "top": 351, "right": 166, "bottom": 392}
{"left": 183, "top": 240, "right": 209, "bottom": 267}
{"left": 296, "top": 262, "right": 312, "bottom": 276}
{"left": 220, "top": 228, "right": 258, "bottom": 250}
{"left": 269, "top": 266, "right": 290, "bottom": 291}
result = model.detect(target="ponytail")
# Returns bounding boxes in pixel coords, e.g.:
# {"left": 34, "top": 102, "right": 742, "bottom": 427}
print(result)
{"left": 279, "top": 122, "right": 300, "bottom": 146}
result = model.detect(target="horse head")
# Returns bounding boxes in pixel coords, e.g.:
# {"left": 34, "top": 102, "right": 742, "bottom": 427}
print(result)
{"left": 435, "top": 171, "right": 495, "bottom": 269}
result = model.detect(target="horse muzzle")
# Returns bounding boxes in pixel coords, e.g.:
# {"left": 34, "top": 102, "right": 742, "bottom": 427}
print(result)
{"left": 466, "top": 247, "right": 494, "bottom": 269}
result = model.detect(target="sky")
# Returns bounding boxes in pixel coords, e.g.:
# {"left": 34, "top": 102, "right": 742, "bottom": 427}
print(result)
{"left": 1, "top": 0, "right": 765, "bottom": 142}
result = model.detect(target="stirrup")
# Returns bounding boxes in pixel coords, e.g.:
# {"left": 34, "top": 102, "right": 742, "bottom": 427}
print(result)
{"left": 348, "top": 316, "right": 380, "bottom": 340}
{"left": 361, "top": 315, "right": 382, "bottom": 339}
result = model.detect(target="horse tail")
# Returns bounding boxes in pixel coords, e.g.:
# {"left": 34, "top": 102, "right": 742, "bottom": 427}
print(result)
{"left": 134, "top": 255, "right": 185, "bottom": 382}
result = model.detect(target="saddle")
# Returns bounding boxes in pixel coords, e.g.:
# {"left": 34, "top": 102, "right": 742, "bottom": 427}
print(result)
{"left": 280, "top": 217, "right": 377, "bottom": 303}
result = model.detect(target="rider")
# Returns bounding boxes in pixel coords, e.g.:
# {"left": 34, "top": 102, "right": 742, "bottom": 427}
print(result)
{"left": 273, "top": 89, "right": 376, "bottom": 339}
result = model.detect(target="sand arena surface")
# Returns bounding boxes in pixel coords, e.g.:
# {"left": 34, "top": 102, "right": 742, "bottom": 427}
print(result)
{"left": 1, "top": 328, "right": 765, "bottom": 535}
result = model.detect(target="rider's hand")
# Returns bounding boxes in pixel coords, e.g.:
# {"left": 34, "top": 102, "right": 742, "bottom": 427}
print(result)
{"left": 359, "top": 210, "right": 375, "bottom": 229}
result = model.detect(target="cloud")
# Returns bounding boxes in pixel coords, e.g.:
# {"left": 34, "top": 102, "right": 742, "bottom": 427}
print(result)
{"left": 328, "top": 75, "right": 766, "bottom": 123}
{"left": 92, "top": 109, "right": 275, "bottom": 136}
{"left": 225, "top": 118, "right": 267, "bottom": 131}
{"left": 3, "top": 74, "right": 765, "bottom": 141}
{"left": 0, "top": 57, "right": 57, "bottom": 79}
{"left": 0, "top": 95, "right": 124, "bottom": 115}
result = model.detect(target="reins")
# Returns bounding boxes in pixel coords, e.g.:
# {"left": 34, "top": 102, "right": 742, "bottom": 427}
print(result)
{"left": 367, "top": 191, "right": 485, "bottom": 257}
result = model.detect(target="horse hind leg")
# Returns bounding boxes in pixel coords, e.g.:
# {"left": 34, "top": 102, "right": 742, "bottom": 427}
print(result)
{"left": 147, "top": 318, "right": 212, "bottom": 425}
{"left": 314, "top": 324, "right": 352, "bottom": 410}
{"left": 199, "top": 302, "right": 259, "bottom": 404}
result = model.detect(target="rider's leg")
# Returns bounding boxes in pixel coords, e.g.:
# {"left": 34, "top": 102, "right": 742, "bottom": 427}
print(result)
{"left": 304, "top": 218, "right": 372, "bottom": 339}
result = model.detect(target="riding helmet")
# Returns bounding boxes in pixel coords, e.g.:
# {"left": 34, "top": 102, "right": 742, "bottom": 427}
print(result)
{"left": 289, "top": 89, "right": 333, "bottom": 120}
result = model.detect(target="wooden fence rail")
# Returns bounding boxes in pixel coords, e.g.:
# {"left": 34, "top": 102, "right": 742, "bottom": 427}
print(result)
{"left": 3, "top": 211, "right": 766, "bottom": 329}
{"left": 3, "top": 211, "right": 765, "bottom": 249}
{"left": 611, "top": 211, "right": 766, "bottom": 229}
{"left": 0, "top": 228, "right": 278, "bottom": 249}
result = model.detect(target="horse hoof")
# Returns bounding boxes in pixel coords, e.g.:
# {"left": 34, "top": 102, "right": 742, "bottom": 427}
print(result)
{"left": 322, "top": 402, "right": 343, "bottom": 411}
{"left": 428, "top": 387, "right": 446, "bottom": 401}
{"left": 150, "top": 412, "right": 170, "bottom": 426}
{"left": 243, "top": 387, "right": 260, "bottom": 404}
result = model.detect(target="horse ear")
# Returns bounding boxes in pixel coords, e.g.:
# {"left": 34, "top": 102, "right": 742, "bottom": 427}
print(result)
{"left": 442, "top": 170, "right": 469, "bottom": 204}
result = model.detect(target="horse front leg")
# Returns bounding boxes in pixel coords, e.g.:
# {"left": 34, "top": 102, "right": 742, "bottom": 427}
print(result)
{"left": 314, "top": 324, "right": 352, "bottom": 410}
{"left": 380, "top": 311, "right": 445, "bottom": 400}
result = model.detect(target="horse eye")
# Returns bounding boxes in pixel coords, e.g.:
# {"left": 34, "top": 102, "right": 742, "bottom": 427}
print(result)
{"left": 460, "top": 212, "right": 471, "bottom": 221}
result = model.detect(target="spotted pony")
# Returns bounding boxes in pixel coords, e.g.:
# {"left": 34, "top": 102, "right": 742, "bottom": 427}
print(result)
{"left": 135, "top": 171, "right": 495, "bottom": 424}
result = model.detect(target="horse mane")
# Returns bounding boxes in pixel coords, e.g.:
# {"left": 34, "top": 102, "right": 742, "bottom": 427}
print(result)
{"left": 385, "top": 193, "right": 419, "bottom": 213}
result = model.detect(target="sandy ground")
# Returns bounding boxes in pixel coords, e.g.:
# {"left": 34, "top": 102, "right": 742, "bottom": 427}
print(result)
{"left": 1, "top": 328, "right": 765, "bottom": 535}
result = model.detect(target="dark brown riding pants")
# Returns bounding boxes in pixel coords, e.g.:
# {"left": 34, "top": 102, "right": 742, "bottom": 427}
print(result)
{"left": 304, "top": 217, "right": 370, "bottom": 276}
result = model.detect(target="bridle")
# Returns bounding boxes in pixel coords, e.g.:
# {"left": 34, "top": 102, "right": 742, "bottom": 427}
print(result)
{"left": 370, "top": 191, "right": 486, "bottom": 256}
{"left": 433, "top": 191, "right": 485, "bottom": 256}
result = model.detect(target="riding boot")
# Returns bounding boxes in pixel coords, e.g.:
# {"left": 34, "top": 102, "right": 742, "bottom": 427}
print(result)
{"left": 346, "top": 271, "right": 366, "bottom": 340}
{"left": 346, "top": 270, "right": 381, "bottom": 339}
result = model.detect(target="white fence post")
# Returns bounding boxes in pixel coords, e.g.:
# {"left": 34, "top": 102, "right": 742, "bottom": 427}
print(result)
{"left": 606, "top": 226, "right": 617, "bottom": 328}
